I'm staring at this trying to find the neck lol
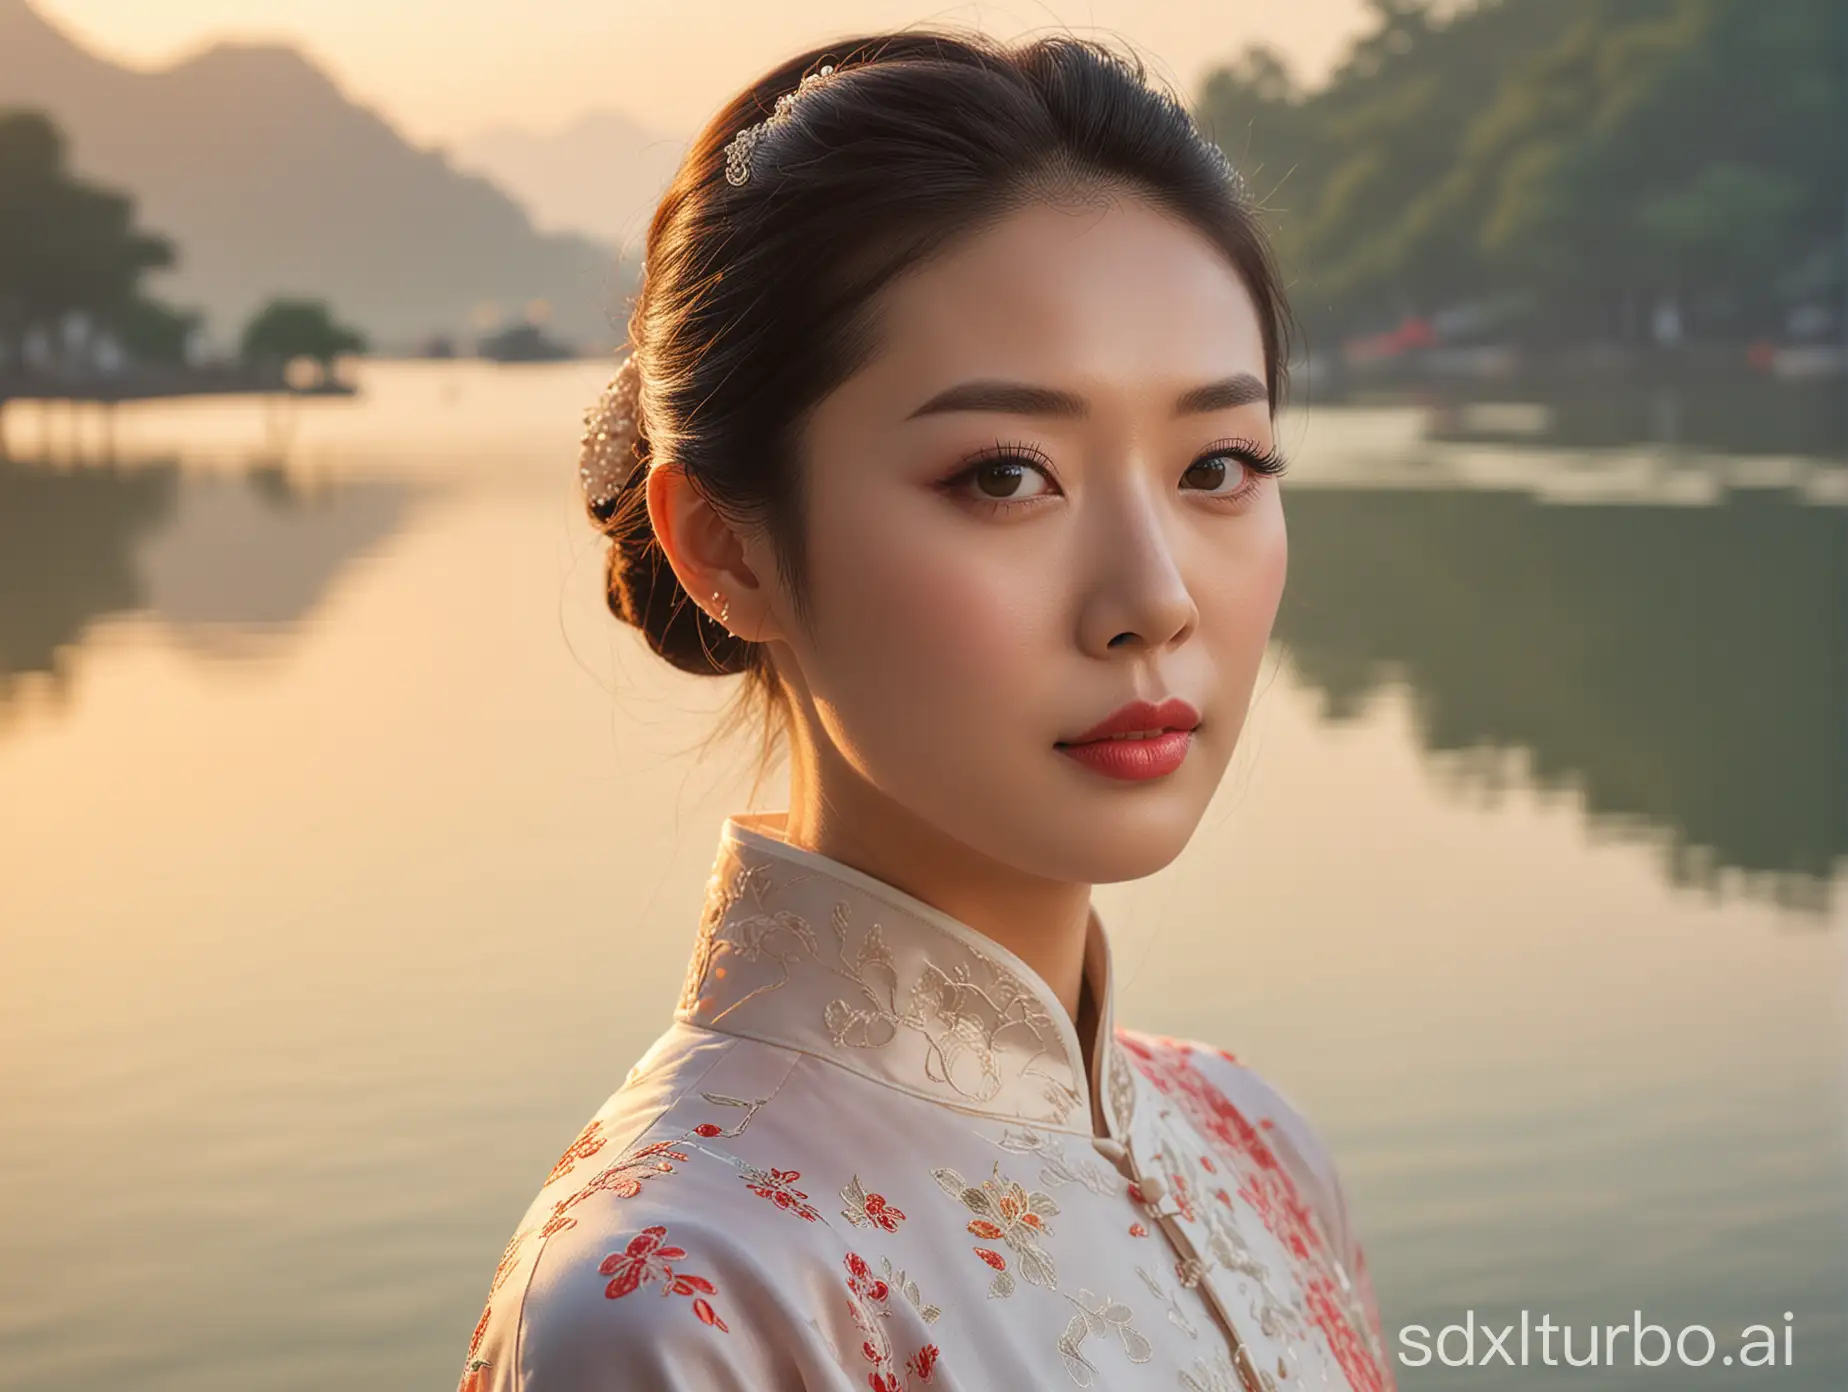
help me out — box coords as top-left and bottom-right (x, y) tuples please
(783, 743), (1095, 1027)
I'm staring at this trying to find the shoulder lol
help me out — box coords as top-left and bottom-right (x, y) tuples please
(463, 1029), (902, 1392)
(510, 1208), (831, 1392)
(1114, 1029), (1357, 1262)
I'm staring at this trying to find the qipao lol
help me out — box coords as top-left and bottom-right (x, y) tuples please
(460, 812), (1393, 1391)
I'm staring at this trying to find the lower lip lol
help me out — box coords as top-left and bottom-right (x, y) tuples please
(1056, 730), (1194, 781)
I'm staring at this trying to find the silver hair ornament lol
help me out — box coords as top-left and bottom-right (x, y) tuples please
(579, 352), (643, 511)
(724, 63), (841, 187)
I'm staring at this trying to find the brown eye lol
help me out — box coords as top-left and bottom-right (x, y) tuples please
(974, 460), (1035, 498)
(948, 449), (1059, 507)
(1182, 458), (1232, 492)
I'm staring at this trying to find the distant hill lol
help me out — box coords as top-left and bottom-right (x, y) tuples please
(454, 108), (690, 248)
(0, 0), (633, 351)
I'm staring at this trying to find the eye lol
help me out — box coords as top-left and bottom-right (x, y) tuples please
(1184, 438), (1289, 504)
(941, 442), (1061, 514)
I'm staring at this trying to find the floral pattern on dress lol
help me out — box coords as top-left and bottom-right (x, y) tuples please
(842, 1173), (908, 1231)
(741, 1164), (823, 1221)
(1119, 1033), (1388, 1392)
(988, 1126), (1118, 1196)
(599, 1225), (729, 1332)
(546, 1119), (607, 1184)
(683, 841), (1085, 1124)
(845, 1251), (941, 1388)
(1057, 1287), (1154, 1387)
(931, 1162), (1059, 1299)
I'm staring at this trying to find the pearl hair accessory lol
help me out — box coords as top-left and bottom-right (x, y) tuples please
(579, 351), (643, 512)
(724, 63), (841, 187)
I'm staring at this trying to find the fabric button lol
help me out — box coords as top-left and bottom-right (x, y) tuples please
(1137, 1173), (1167, 1204)
(1091, 1137), (1128, 1166)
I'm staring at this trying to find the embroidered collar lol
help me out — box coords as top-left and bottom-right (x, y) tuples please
(676, 811), (1122, 1134)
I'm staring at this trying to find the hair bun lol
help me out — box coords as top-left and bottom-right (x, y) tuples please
(606, 534), (753, 677)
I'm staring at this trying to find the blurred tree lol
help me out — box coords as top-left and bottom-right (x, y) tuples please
(1193, 0), (1846, 346)
(112, 298), (201, 367)
(239, 297), (367, 379)
(0, 109), (182, 372)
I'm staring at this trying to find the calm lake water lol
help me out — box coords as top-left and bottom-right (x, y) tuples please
(1, 360), (1844, 1390)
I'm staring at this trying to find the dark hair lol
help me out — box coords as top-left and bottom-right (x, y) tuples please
(591, 27), (1292, 780)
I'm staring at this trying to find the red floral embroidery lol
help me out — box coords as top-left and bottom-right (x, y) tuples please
(973, 1247), (1007, 1271)
(842, 1174), (908, 1232)
(844, 1253), (938, 1389)
(933, 1163), (1058, 1300)
(1168, 1167), (1198, 1223)
(1119, 1031), (1388, 1392)
(600, 1225), (687, 1297)
(742, 1165), (822, 1221)
(908, 1344), (940, 1380)
(864, 1193), (905, 1229)
(1306, 1274), (1380, 1391)
(489, 1231), (525, 1295)
(565, 1139), (691, 1209)
(1127, 1222), (1149, 1238)
(846, 1251), (891, 1303)
(694, 1123), (724, 1137)
(598, 1225), (729, 1332)
(546, 1119), (607, 1184)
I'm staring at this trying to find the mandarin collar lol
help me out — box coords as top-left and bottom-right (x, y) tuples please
(675, 811), (1123, 1135)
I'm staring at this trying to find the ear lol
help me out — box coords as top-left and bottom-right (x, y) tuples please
(643, 462), (784, 643)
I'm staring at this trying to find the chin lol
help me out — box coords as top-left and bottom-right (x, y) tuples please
(988, 770), (1215, 885)
(1058, 806), (1204, 884)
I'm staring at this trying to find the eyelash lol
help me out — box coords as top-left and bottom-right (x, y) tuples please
(941, 436), (1290, 516)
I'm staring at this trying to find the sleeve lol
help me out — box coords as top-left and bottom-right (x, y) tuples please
(480, 1214), (868, 1392)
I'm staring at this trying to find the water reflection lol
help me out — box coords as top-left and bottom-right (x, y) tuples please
(1326, 374), (1847, 459)
(0, 456), (416, 710)
(1278, 484), (1847, 910)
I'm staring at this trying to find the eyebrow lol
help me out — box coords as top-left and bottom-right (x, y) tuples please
(905, 372), (1268, 420)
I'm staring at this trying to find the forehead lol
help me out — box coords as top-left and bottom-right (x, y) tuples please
(856, 193), (1268, 405)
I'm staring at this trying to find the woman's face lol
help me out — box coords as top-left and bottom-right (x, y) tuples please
(752, 192), (1287, 885)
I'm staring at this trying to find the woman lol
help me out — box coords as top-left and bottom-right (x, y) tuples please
(462, 28), (1392, 1392)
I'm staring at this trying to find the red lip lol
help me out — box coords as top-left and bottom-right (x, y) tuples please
(1058, 697), (1201, 745)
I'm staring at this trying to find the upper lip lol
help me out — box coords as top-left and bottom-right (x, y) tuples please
(1059, 697), (1201, 744)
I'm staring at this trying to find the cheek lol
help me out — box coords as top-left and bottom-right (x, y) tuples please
(821, 517), (1043, 692)
(1196, 502), (1288, 682)
(800, 498), (1053, 749)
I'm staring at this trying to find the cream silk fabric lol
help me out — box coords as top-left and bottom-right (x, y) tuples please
(460, 812), (1393, 1392)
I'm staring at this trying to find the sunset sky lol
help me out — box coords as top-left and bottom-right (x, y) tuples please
(33, 0), (1375, 145)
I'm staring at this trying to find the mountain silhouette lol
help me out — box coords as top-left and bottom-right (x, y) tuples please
(454, 108), (690, 247)
(0, 0), (632, 349)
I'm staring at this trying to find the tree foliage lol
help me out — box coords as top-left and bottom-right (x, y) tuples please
(0, 109), (188, 368)
(239, 297), (367, 367)
(1194, 0), (1845, 343)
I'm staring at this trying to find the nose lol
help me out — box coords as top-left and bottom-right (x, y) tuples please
(1074, 479), (1198, 658)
